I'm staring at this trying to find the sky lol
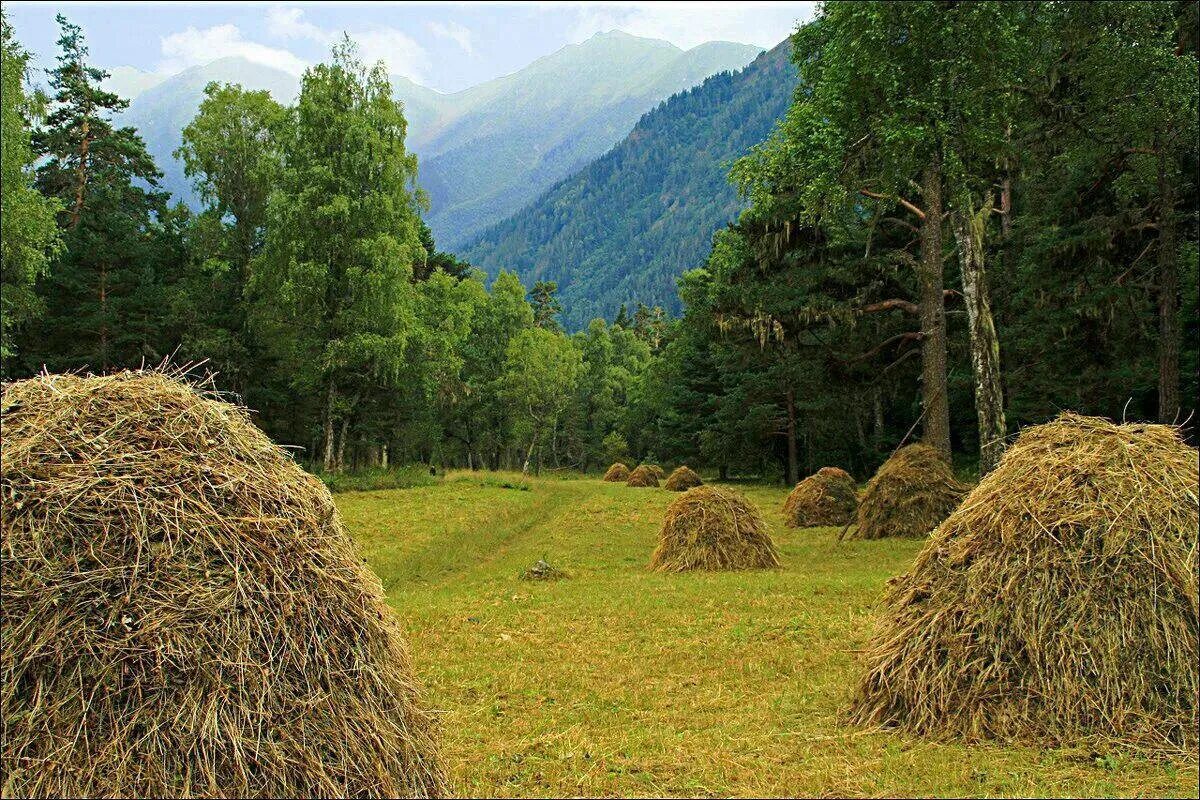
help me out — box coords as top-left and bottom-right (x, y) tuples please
(4, 1), (819, 93)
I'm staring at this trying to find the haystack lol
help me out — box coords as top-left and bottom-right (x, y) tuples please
(645, 464), (665, 480)
(849, 414), (1199, 749)
(782, 466), (857, 527)
(602, 462), (630, 482)
(650, 486), (780, 572)
(847, 443), (966, 539)
(664, 465), (704, 492)
(626, 464), (659, 487)
(0, 371), (446, 798)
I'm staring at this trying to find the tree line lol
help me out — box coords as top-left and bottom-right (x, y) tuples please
(2, 4), (1196, 482)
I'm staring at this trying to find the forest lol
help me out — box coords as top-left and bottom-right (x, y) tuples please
(2, 2), (1197, 484)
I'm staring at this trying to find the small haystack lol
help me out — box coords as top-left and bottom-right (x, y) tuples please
(849, 414), (1200, 749)
(847, 443), (966, 539)
(626, 464), (659, 487)
(645, 464), (665, 480)
(0, 371), (446, 798)
(602, 462), (631, 482)
(783, 466), (857, 527)
(650, 486), (780, 572)
(664, 465), (704, 492)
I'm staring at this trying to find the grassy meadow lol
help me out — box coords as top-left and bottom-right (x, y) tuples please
(337, 472), (1198, 798)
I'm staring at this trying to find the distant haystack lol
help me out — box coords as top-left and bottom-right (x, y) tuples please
(782, 466), (857, 527)
(626, 464), (659, 487)
(603, 462), (631, 482)
(0, 371), (446, 798)
(650, 486), (780, 572)
(849, 414), (1199, 750)
(664, 465), (704, 491)
(847, 444), (966, 539)
(645, 464), (665, 480)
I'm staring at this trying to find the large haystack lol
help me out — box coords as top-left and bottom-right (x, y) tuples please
(650, 486), (780, 572)
(782, 466), (857, 527)
(0, 371), (446, 798)
(626, 464), (659, 487)
(645, 464), (665, 480)
(849, 414), (1199, 749)
(847, 443), (966, 539)
(664, 465), (704, 492)
(603, 462), (630, 482)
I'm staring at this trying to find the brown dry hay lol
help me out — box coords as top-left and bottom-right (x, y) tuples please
(847, 443), (967, 540)
(782, 467), (857, 527)
(664, 466), (704, 492)
(626, 465), (659, 487)
(848, 413), (1200, 752)
(650, 486), (780, 572)
(645, 464), (665, 480)
(0, 371), (446, 798)
(602, 462), (630, 482)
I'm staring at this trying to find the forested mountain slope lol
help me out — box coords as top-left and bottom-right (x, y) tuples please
(462, 40), (797, 329)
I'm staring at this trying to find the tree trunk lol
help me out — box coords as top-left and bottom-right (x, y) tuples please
(336, 417), (349, 472)
(381, 443), (389, 470)
(784, 388), (798, 485)
(69, 118), (90, 229)
(918, 156), (952, 460)
(952, 191), (1007, 475)
(1157, 158), (1180, 423)
(522, 426), (538, 475)
(872, 385), (884, 452)
(98, 263), (109, 370)
(322, 380), (337, 473)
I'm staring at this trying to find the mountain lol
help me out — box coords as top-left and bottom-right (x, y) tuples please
(121, 58), (301, 208)
(115, 32), (760, 246)
(103, 66), (166, 100)
(462, 40), (798, 330)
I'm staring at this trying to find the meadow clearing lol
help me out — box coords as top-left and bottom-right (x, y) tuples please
(338, 472), (1199, 798)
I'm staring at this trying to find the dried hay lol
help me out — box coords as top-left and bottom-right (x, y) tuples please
(0, 371), (446, 797)
(626, 465), (659, 487)
(782, 467), (857, 527)
(650, 486), (780, 572)
(847, 443), (966, 539)
(602, 462), (630, 482)
(645, 464), (665, 480)
(664, 466), (704, 492)
(848, 413), (1200, 751)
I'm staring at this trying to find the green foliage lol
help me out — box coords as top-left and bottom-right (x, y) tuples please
(317, 464), (440, 493)
(0, 12), (61, 363)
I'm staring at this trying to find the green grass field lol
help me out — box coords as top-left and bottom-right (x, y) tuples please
(336, 472), (1198, 798)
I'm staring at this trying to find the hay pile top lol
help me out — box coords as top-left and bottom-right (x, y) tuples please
(848, 443), (966, 539)
(645, 464), (665, 480)
(849, 413), (1200, 750)
(650, 486), (780, 572)
(664, 465), (704, 492)
(602, 462), (630, 482)
(1, 371), (445, 797)
(782, 467), (857, 527)
(626, 464), (660, 487)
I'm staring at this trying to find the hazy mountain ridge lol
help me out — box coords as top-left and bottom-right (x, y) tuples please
(463, 41), (798, 330)
(114, 32), (760, 246)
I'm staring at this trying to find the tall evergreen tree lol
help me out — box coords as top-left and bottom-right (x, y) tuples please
(22, 14), (173, 372)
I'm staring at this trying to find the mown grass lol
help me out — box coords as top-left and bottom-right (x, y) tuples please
(336, 471), (1198, 798)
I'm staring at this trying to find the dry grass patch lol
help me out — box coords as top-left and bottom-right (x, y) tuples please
(602, 462), (630, 482)
(626, 465), (659, 487)
(650, 486), (780, 572)
(663, 465), (703, 492)
(848, 443), (967, 539)
(849, 413), (1199, 752)
(783, 466), (857, 527)
(0, 371), (444, 798)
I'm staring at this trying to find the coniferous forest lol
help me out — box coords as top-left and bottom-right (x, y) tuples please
(2, 3), (1196, 485)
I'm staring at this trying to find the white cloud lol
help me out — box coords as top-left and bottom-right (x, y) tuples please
(567, 1), (819, 50)
(263, 6), (430, 82)
(427, 21), (474, 56)
(157, 24), (308, 75)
